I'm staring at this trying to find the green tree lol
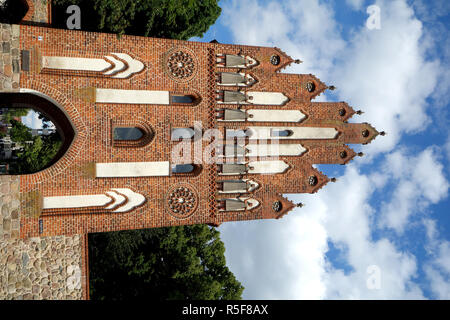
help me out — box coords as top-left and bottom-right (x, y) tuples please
(89, 225), (244, 300)
(1, 108), (30, 123)
(52, 0), (221, 39)
(9, 132), (62, 174)
(5, 117), (62, 175)
(9, 119), (32, 142)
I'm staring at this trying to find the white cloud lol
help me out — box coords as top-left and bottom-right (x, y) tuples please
(435, 242), (450, 274)
(21, 110), (42, 129)
(420, 219), (450, 299)
(220, 210), (328, 299)
(333, 0), (441, 154)
(316, 166), (424, 299)
(222, 0), (345, 76)
(346, 0), (365, 11)
(380, 147), (449, 233)
(424, 265), (450, 299)
(445, 136), (450, 165)
(221, 164), (426, 299)
(424, 241), (450, 299)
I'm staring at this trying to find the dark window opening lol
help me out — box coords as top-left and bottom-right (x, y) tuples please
(171, 164), (195, 174)
(270, 55), (280, 66)
(171, 95), (195, 104)
(306, 82), (316, 93)
(272, 201), (282, 212)
(171, 128), (195, 141)
(113, 127), (144, 141)
(271, 129), (293, 137)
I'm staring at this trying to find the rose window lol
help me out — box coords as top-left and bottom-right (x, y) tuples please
(166, 185), (198, 218)
(167, 51), (195, 79)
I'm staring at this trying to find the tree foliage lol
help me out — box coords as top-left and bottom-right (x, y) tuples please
(1, 108), (30, 123)
(89, 225), (244, 300)
(9, 119), (32, 142)
(5, 115), (62, 175)
(11, 132), (62, 174)
(52, 0), (221, 39)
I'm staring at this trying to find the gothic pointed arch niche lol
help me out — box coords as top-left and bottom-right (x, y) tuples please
(0, 91), (76, 174)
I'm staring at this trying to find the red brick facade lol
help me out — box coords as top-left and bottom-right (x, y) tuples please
(8, 24), (380, 239)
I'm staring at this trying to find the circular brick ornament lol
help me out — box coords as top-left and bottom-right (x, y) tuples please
(308, 175), (318, 186)
(305, 81), (316, 92)
(270, 54), (280, 66)
(165, 48), (197, 82)
(166, 183), (199, 219)
(272, 200), (282, 212)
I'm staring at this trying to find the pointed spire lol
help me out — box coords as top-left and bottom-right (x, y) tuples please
(356, 110), (364, 115)
(328, 85), (336, 91)
(294, 59), (302, 64)
(357, 152), (364, 157)
(330, 178), (337, 182)
(380, 131), (386, 136)
(296, 202), (304, 208)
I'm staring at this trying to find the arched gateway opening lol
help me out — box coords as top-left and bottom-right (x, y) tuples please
(0, 92), (76, 175)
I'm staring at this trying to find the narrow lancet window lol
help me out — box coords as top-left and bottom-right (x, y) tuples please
(171, 128), (195, 141)
(271, 129), (293, 137)
(171, 95), (195, 104)
(113, 127), (144, 141)
(171, 164), (195, 174)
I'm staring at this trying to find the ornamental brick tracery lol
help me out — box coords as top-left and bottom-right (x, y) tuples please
(165, 48), (197, 81)
(166, 184), (199, 219)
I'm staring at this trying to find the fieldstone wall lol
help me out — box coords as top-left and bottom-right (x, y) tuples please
(0, 234), (85, 300)
(0, 24), (20, 92)
(28, 0), (50, 24)
(0, 176), (20, 239)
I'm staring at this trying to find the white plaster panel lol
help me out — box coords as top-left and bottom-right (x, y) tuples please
(111, 188), (146, 213)
(43, 194), (111, 209)
(247, 92), (289, 105)
(42, 57), (111, 72)
(245, 143), (306, 157)
(248, 160), (289, 174)
(104, 191), (126, 210)
(111, 53), (145, 78)
(95, 161), (170, 177)
(247, 127), (338, 140)
(95, 89), (170, 104)
(103, 56), (126, 75)
(247, 110), (306, 122)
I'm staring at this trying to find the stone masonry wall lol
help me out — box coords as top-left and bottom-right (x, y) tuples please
(0, 176), (20, 239)
(0, 24), (20, 91)
(0, 234), (87, 300)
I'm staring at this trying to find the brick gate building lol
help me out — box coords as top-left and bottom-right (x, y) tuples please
(0, 0), (381, 299)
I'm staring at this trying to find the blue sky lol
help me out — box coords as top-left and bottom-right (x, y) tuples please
(194, 0), (450, 299)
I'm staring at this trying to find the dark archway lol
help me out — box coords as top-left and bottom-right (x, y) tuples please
(0, 0), (29, 24)
(0, 92), (76, 174)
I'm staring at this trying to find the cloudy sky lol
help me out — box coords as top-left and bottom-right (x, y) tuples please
(193, 0), (450, 299)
